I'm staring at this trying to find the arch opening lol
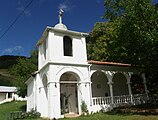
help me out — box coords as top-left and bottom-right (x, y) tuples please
(63, 36), (73, 56)
(113, 73), (128, 96)
(91, 71), (110, 97)
(60, 72), (79, 114)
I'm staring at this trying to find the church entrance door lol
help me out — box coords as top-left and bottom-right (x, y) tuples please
(60, 72), (79, 115)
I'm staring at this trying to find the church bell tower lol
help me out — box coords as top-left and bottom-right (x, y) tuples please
(37, 9), (88, 70)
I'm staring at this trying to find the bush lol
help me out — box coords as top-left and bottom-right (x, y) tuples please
(81, 100), (88, 115)
(22, 109), (41, 119)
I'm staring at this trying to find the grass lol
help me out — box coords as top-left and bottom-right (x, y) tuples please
(0, 101), (158, 120)
(60, 112), (158, 120)
(0, 101), (47, 120)
(0, 101), (26, 120)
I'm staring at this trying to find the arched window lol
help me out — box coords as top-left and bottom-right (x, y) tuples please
(63, 36), (73, 56)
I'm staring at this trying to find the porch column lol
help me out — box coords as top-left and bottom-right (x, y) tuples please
(124, 72), (133, 103)
(106, 71), (114, 104)
(6, 93), (8, 99)
(142, 74), (149, 99)
(108, 81), (114, 104)
(124, 72), (132, 96)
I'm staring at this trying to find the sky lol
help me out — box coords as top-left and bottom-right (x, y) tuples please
(0, 0), (158, 57)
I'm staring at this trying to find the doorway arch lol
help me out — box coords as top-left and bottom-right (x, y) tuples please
(60, 72), (79, 114)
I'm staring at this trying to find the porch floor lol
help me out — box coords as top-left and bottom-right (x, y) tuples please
(64, 113), (80, 118)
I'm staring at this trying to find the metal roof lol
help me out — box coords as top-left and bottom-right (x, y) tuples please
(88, 60), (131, 67)
(0, 86), (17, 93)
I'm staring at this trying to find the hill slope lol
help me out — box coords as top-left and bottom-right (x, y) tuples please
(0, 55), (26, 86)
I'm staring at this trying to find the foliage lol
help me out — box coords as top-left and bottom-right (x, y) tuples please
(87, 0), (158, 95)
(81, 100), (88, 115)
(87, 22), (117, 61)
(103, 0), (158, 95)
(0, 74), (16, 86)
(22, 109), (41, 119)
(107, 102), (158, 115)
(103, 0), (158, 64)
(9, 49), (38, 97)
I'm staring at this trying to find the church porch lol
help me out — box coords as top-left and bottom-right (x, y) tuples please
(89, 68), (148, 113)
(91, 93), (148, 113)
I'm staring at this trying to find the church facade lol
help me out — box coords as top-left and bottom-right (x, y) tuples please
(26, 10), (148, 119)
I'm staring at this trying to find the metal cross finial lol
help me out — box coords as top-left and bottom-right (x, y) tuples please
(59, 9), (64, 24)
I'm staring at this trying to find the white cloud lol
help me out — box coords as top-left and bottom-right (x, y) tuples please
(16, 1), (31, 16)
(58, 1), (72, 12)
(2, 46), (24, 54)
(2, 48), (13, 54)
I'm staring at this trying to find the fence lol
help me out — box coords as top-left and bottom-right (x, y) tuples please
(9, 111), (24, 120)
(0, 111), (25, 120)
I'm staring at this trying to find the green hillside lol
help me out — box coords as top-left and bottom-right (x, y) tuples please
(0, 69), (16, 86)
(0, 55), (26, 69)
(0, 55), (26, 86)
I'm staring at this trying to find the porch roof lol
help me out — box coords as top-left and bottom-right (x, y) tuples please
(88, 60), (131, 67)
(0, 86), (17, 93)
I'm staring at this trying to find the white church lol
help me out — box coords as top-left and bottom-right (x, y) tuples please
(26, 9), (148, 119)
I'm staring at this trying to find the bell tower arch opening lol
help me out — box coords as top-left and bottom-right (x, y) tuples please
(63, 36), (73, 56)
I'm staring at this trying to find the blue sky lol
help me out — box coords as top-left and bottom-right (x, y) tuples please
(0, 0), (158, 57)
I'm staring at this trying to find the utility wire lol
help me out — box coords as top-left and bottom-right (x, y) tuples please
(0, 0), (34, 40)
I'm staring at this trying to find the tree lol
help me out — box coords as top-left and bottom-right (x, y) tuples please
(87, 22), (112, 61)
(87, 0), (158, 95)
(9, 49), (38, 97)
(103, 0), (158, 65)
(104, 0), (158, 95)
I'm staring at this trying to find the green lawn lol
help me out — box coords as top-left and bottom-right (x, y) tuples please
(0, 101), (158, 120)
(60, 113), (158, 120)
(0, 101), (47, 120)
(0, 101), (26, 120)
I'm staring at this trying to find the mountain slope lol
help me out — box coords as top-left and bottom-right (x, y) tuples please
(0, 55), (26, 86)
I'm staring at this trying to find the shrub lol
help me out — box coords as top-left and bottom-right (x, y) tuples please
(81, 100), (88, 115)
(22, 109), (41, 119)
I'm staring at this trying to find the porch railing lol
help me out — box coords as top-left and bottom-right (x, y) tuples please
(92, 94), (147, 106)
(113, 95), (132, 104)
(92, 96), (112, 106)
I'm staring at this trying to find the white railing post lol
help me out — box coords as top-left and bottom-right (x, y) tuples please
(105, 71), (115, 105)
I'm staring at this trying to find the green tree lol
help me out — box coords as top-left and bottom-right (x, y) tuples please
(9, 49), (38, 97)
(104, 0), (158, 95)
(87, 0), (158, 95)
(103, 0), (158, 64)
(87, 21), (118, 61)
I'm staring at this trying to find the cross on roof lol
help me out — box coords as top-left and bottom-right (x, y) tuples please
(59, 9), (64, 24)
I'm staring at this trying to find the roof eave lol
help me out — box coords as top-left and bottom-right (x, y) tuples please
(36, 26), (89, 46)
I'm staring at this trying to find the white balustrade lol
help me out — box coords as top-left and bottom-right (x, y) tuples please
(92, 94), (147, 106)
(92, 96), (112, 106)
(114, 95), (132, 104)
